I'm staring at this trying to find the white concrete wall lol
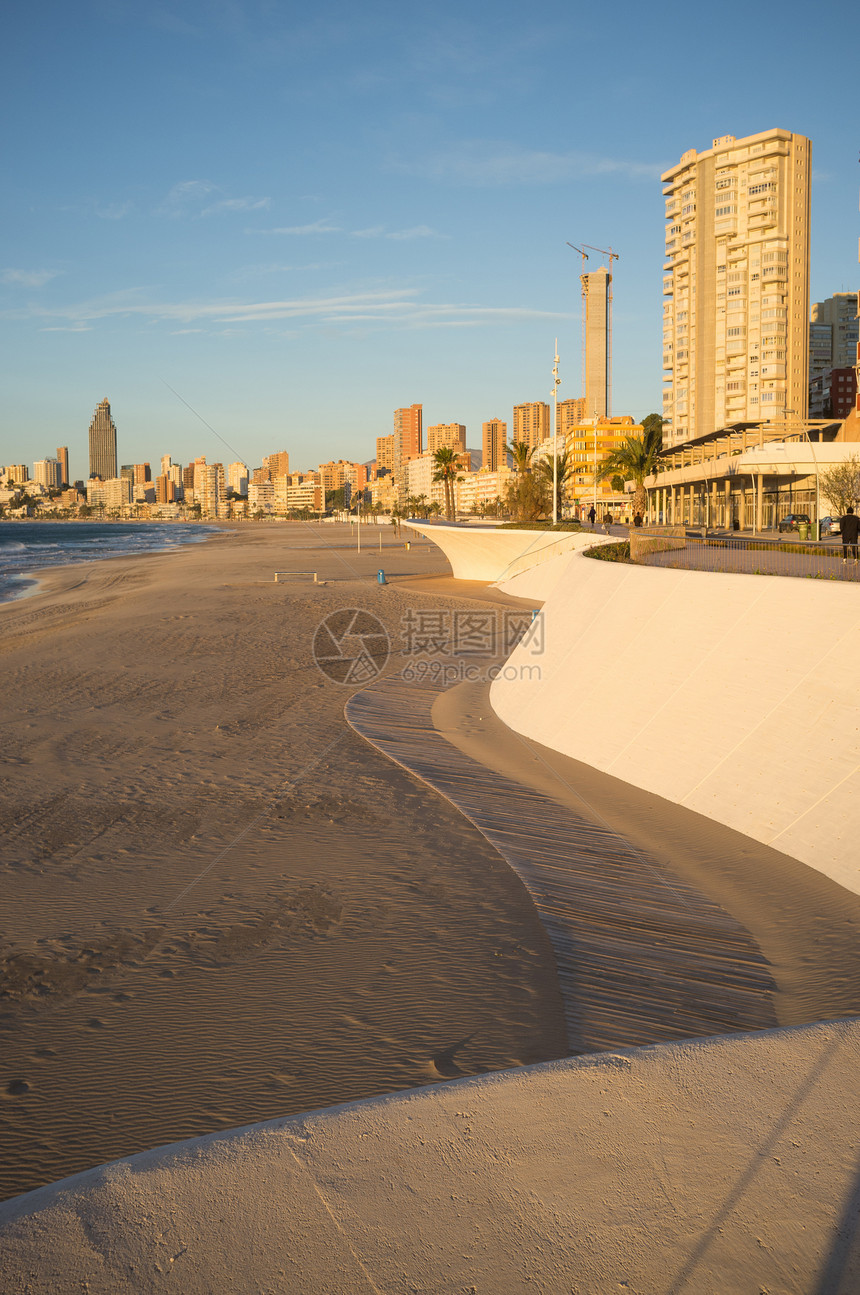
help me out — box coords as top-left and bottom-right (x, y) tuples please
(493, 553), (860, 894)
(403, 521), (599, 582)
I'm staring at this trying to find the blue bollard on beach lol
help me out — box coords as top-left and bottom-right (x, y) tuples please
(377, 569), (388, 585)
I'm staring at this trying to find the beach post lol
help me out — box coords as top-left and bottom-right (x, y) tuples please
(377, 569), (388, 585)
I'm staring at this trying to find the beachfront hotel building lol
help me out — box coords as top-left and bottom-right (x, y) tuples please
(512, 402), (550, 451)
(86, 476), (132, 509)
(228, 462), (249, 496)
(33, 458), (62, 488)
(565, 415), (643, 513)
(56, 446), (69, 486)
(263, 450), (290, 479)
(194, 462), (226, 516)
(88, 398), (118, 480)
(582, 268), (612, 418)
(426, 423), (466, 454)
(661, 129), (812, 448)
(455, 465), (514, 514)
(482, 419), (507, 472)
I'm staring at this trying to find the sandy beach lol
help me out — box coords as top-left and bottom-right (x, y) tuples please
(0, 522), (567, 1202)
(1, 521), (858, 1205)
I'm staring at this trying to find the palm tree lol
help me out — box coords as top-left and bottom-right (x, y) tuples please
(431, 447), (461, 521)
(536, 448), (575, 520)
(507, 441), (534, 474)
(596, 433), (662, 519)
(416, 493), (430, 519)
(427, 500), (442, 519)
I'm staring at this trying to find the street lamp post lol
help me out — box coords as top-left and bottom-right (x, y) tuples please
(592, 411), (599, 522)
(551, 340), (561, 525)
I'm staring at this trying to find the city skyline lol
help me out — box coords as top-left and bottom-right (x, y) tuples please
(1, 2), (858, 473)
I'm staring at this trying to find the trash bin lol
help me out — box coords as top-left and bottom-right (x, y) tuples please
(798, 523), (809, 540)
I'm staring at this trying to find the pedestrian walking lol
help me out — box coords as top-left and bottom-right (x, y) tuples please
(633, 512), (643, 528)
(840, 507), (860, 563)
(588, 505), (596, 528)
(603, 510), (613, 533)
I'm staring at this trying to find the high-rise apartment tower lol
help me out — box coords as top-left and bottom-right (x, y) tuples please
(661, 129), (811, 447)
(393, 404), (422, 497)
(88, 398), (118, 479)
(581, 267), (612, 418)
(426, 423), (466, 454)
(482, 419), (507, 472)
(556, 399), (587, 440)
(376, 434), (395, 474)
(56, 446), (69, 486)
(512, 402), (550, 450)
(809, 294), (859, 377)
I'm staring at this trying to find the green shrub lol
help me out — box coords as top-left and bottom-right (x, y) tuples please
(499, 520), (582, 532)
(584, 541), (631, 562)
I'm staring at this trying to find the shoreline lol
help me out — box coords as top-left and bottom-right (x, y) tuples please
(0, 519), (230, 609)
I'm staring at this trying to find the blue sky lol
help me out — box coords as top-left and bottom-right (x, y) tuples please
(1, 0), (858, 478)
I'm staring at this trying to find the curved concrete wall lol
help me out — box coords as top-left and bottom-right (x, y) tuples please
(493, 554), (860, 895)
(403, 521), (599, 582)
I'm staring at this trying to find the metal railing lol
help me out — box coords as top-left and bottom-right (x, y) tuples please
(634, 529), (860, 581)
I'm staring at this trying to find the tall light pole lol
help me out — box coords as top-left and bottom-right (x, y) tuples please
(593, 410), (599, 521)
(551, 339), (561, 525)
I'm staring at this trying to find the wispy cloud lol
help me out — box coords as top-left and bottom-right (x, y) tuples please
(202, 196), (271, 215)
(249, 219), (342, 235)
(387, 224), (445, 241)
(156, 181), (273, 218)
(390, 141), (665, 186)
(228, 261), (341, 281)
(351, 224), (447, 241)
(156, 179), (219, 216)
(95, 200), (133, 220)
(11, 285), (567, 332)
(2, 268), (63, 288)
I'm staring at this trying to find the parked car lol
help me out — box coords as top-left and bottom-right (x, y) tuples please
(818, 516), (842, 538)
(778, 513), (811, 534)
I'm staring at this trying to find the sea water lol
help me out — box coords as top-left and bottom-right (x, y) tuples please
(0, 520), (218, 604)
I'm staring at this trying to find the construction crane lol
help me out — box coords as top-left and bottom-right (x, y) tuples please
(566, 244), (589, 398)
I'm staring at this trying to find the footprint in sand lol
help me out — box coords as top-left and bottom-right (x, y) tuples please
(429, 1032), (478, 1079)
(6, 1079), (31, 1096)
